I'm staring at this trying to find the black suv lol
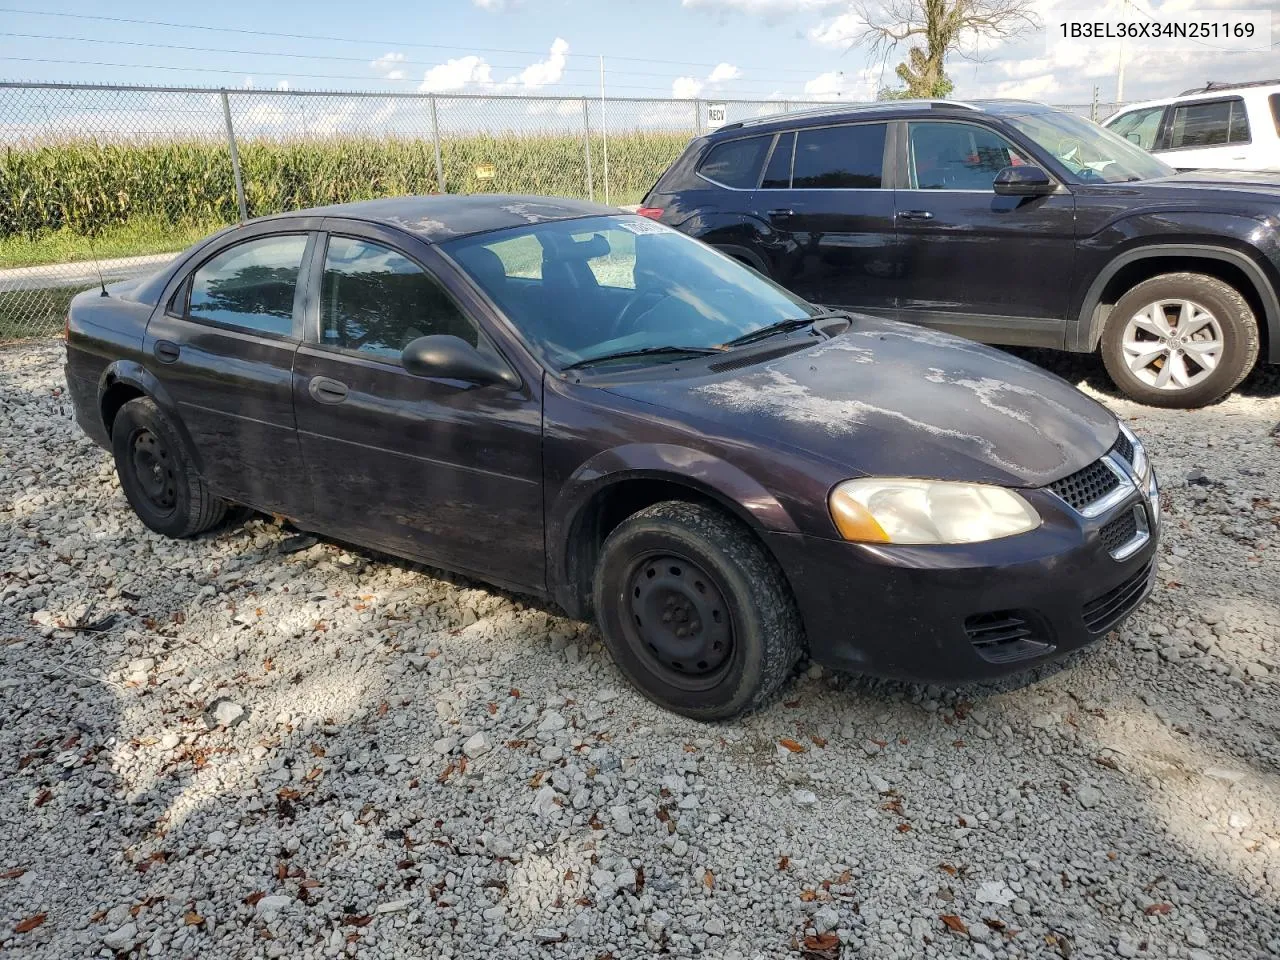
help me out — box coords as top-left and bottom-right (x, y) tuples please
(640, 100), (1280, 407)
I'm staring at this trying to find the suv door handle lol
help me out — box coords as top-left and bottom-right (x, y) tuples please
(896, 210), (934, 221)
(154, 340), (180, 363)
(767, 208), (795, 218)
(308, 376), (349, 404)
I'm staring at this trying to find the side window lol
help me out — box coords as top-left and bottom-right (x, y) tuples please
(760, 132), (795, 189)
(792, 123), (886, 189)
(697, 135), (771, 189)
(908, 122), (1028, 191)
(1167, 99), (1234, 149)
(1228, 99), (1250, 143)
(320, 236), (479, 358)
(1108, 107), (1164, 150)
(188, 234), (308, 336)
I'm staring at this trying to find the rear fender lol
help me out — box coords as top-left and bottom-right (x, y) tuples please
(98, 359), (204, 474)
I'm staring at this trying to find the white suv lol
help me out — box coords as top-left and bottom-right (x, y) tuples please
(1103, 80), (1280, 172)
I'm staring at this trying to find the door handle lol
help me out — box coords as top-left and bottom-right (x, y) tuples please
(154, 340), (180, 363)
(767, 208), (795, 218)
(308, 376), (348, 404)
(896, 210), (934, 221)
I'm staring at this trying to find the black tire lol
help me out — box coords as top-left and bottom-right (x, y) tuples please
(111, 397), (227, 538)
(1100, 272), (1259, 408)
(592, 501), (803, 720)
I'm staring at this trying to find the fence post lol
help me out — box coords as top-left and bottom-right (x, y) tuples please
(581, 97), (594, 202)
(220, 90), (248, 223)
(429, 95), (446, 194)
(694, 99), (702, 136)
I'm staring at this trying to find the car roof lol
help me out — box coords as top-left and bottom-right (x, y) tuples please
(708, 98), (1058, 138)
(1107, 80), (1280, 116)
(261, 194), (622, 243)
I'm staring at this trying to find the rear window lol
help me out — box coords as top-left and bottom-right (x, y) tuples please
(793, 123), (886, 189)
(697, 135), (771, 189)
(1167, 98), (1249, 148)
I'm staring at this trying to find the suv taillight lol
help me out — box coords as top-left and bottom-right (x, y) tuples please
(636, 207), (664, 220)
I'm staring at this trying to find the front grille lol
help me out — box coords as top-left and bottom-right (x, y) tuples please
(1099, 507), (1139, 554)
(1112, 430), (1134, 467)
(1082, 560), (1154, 634)
(964, 611), (1053, 664)
(1048, 459), (1121, 512)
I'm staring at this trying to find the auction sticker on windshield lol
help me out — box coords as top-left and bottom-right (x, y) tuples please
(1047, 8), (1270, 53)
(617, 216), (673, 235)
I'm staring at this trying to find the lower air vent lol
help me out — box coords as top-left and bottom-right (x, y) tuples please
(963, 611), (1053, 664)
(1082, 560), (1154, 634)
(708, 341), (811, 373)
(1099, 508), (1139, 554)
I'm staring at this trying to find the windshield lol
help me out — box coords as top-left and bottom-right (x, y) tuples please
(1006, 111), (1174, 183)
(442, 215), (820, 371)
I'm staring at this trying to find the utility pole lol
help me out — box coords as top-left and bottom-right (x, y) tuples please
(1115, 0), (1129, 103)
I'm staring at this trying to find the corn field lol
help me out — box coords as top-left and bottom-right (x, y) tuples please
(0, 131), (691, 240)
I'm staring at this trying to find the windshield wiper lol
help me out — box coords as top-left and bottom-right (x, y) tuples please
(722, 311), (850, 348)
(561, 345), (724, 371)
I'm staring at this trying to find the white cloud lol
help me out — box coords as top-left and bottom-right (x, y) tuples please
(808, 12), (863, 48)
(242, 76), (255, 89)
(707, 62), (743, 83)
(472, 0), (508, 8)
(276, 80), (290, 91)
(682, 0), (840, 14)
(509, 37), (569, 90)
(672, 61), (744, 98)
(419, 55), (495, 93)
(371, 52), (407, 81)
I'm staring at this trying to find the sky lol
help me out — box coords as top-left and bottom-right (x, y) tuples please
(0, 0), (1276, 107)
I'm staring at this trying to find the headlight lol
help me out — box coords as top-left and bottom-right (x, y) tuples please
(829, 478), (1041, 545)
(1118, 422), (1148, 481)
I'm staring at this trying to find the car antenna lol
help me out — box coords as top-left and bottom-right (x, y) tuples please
(86, 234), (108, 297)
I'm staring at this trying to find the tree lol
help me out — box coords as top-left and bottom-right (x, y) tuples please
(854, 0), (1038, 99)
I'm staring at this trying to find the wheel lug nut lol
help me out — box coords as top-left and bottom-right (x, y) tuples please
(676, 627), (686, 638)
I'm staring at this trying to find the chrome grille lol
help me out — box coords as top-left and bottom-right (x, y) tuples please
(1048, 459), (1122, 512)
(1099, 508), (1138, 554)
(1112, 430), (1134, 467)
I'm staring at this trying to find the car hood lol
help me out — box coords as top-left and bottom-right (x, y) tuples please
(602, 318), (1118, 488)
(1142, 168), (1280, 200)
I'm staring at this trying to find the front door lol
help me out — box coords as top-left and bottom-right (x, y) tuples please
(892, 119), (1077, 347)
(292, 225), (544, 592)
(756, 121), (899, 315)
(143, 228), (316, 516)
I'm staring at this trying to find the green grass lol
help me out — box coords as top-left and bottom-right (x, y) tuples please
(0, 218), (226, 269)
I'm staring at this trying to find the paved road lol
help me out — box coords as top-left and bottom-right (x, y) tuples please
(0, 252), (178, 293)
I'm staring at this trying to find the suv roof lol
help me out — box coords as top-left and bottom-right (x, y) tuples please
(1178, 78), (1280, 96)
(712, 98), (1056, 138)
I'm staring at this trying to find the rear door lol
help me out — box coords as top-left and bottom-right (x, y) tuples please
(144, 224), (318, 516)
(291, 220), (545, 591)
(1154, 97), (1252, 170)
(753, 121), (898, 314)
(892, 119), (1076, 346)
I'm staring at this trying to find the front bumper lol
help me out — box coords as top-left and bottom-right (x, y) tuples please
(766, 471), (1160, 683)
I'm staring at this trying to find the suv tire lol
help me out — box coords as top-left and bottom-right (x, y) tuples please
(111, 397), (228, 538)
(592, 501), (803, 720)
(1101, 272), (1258, 408)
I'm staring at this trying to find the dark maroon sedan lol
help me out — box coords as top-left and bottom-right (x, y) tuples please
(64, 195), (1159, 719)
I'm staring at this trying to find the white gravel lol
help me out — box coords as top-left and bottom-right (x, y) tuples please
(3, 339), (1280, 959)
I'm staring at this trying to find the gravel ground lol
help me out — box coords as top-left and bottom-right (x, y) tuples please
(2, 339), (1280, 960)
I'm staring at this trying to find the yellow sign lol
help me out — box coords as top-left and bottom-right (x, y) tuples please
(474, 164), (496, 181)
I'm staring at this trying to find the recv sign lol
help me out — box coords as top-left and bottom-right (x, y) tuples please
(706, 103), (726, 129)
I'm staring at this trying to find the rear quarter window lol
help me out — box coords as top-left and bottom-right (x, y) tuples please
(1271, 94), (1280, 137)
(696, 135), (771, 189)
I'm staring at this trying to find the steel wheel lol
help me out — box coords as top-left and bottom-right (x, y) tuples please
(1121, 298), (1224, 391)
(129, 428), (177, 514)
(621, 552), (734, 691)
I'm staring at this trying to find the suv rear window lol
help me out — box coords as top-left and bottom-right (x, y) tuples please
(1167, 98), (1249, 148)
(793, 123), (886, 189)
(697, 136), (771, 189)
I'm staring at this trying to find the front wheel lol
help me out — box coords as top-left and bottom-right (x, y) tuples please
(1100, 272), (1259, 408)
(592, 501), (803, 720)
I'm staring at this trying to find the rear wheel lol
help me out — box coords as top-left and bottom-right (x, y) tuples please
(111, 397), (227, 538)
(592, 501), (803, 720)
(1100, 272), (1258, 408)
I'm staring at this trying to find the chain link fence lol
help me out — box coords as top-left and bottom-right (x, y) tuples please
(1, 82), (1125, 341)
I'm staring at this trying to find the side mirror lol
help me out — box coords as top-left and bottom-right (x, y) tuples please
(1125, 132), (1142, 145)
(993, 165), (1055, 197)
(401, 335), (517, 387)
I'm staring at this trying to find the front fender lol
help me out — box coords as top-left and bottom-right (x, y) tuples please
(99, 359), (204, 474)
(547, 442), (800, 615)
